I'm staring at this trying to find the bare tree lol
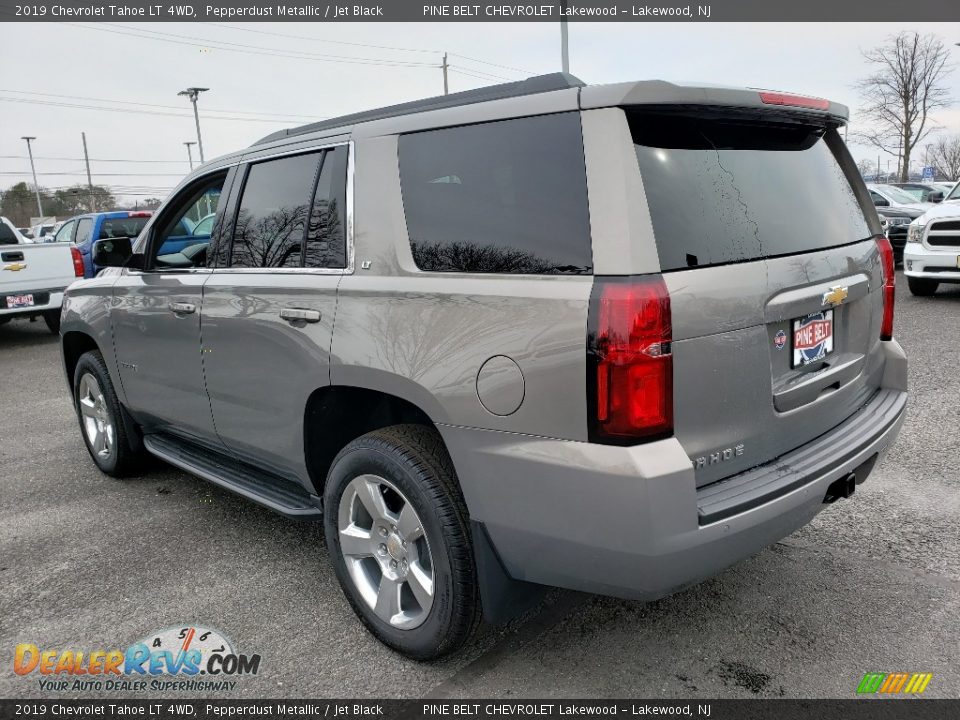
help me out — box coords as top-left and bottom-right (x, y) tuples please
(928, 134), (960, 180)
(856, 158), (874, 178)
(855, 32), (953, 182)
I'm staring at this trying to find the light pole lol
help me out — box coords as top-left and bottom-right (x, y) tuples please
(560, 0), (570, 73)
(184, 141), (196, 171)
(178, 87), (209, 163)
(21, 136), (44, 218)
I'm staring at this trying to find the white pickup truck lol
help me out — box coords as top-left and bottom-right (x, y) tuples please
(1, 216), (82, 334)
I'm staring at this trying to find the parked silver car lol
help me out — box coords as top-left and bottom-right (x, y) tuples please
(61, 74), (907, 659)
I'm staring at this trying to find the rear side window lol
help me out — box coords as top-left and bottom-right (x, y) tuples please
(0, 222), (17, 245)
(75, 218), (94, 248)
(99, 216), (150, 239)
(399, 113), (592, 274)
(629, 110), (872, 271)
(305, 146), (349, 269)
(230, 152), (321, 269)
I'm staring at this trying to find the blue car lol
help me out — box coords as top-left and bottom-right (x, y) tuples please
(52, 211), (154, 278)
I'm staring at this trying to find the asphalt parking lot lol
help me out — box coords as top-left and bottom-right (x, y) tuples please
(1, 272), (958, 700)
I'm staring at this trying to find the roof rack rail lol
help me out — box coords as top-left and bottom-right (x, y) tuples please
(252, 72), (585, 146)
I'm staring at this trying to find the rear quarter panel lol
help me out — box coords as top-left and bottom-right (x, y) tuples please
(332, 134), (592, 441)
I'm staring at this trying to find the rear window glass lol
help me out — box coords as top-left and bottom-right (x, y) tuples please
(629, 111), (872, 271)
(99, 217), (150, 239)
(0, 223), (17, 245)
(399, 113), (592, 274)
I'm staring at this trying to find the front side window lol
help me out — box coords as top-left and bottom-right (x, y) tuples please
(152, 174), (226, 269)
(398, 113), (592, 274)
(229, 153), (321, 269)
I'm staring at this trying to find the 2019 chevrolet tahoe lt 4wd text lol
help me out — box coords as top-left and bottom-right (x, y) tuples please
(61, 74), (908, 659)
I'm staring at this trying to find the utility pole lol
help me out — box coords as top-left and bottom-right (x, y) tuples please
(560, 1), (570, 74)
(441, 53), (449, 95)
(21, 136), (44, 218)
(81, 132), (96, 212)
(178, 87), (209, 163)
(184, 141), (196, 171)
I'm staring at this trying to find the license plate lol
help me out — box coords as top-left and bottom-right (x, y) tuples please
(6, 293), (34, 309)
(792, 309), (834, 367)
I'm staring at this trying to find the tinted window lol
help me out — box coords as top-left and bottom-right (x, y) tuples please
(305, 146), (349, 269)
(75, 218), (94, 247)
(399, 113), (592, 274)
(153, 174), (226, 269)
(629, 111), (872, 271)
(0, 222), (17, 245)
(230, 153), (321, 269)
(100, 216), (150, 239)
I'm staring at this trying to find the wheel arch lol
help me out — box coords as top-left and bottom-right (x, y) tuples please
(303, 385), (438, 497)
(61, 330), (101, 387)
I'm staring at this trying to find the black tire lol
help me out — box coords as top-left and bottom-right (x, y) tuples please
(43, 310), (61, 334)
(907, 277), (939, 296)
(323, 424), (480, 659)
(73, 350), (143, 477)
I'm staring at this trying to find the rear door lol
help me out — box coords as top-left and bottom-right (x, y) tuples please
(201, 145), (348, 485)
(627, 108), (883, 486)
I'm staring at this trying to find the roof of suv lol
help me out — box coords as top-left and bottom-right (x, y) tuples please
(254, 73), (585, 146)
(251, 74), (849, 151)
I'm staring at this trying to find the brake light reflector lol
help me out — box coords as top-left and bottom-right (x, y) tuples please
(758, 91), (830, 111)
(876, 235), (895, 340)
(70, 246), (85, 278)
(127, 211), (152, 218)
(588, 276), (673, 444)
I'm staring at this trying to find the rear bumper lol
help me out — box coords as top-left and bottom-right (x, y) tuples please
(442, 341), (907, 600)
(0, 288), (65, 317)
(903, 242), (960, 282)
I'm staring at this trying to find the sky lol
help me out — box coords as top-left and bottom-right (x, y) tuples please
(2, 21), (959, 207)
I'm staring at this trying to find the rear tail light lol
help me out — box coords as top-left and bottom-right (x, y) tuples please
(758, 91), (830, 111)
(876, 235), (895, 340)
(587, 276), (673, 444)
(70, 246), (85, 278)
(127, 211), (152, 218)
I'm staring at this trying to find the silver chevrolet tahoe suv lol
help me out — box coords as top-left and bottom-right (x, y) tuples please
(61, 74), (908, 659)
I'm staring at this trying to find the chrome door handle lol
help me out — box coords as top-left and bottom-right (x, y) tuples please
(280, 308), (321, 323)
(169, 302), (196, 315)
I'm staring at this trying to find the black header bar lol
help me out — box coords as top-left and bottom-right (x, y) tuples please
(1, 0), (959, 22)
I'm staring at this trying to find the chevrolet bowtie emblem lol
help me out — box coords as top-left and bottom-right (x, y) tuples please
(822, 286), (849, 306)
(3, 262), (27, 272)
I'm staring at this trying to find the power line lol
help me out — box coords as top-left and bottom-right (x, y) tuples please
(448, 67), (513, 83)
(0, 96), (314, 123)
(0, 171), (187, 177)
(0, 89), (324, 120)
(448, 52), (533, 75)
(66, 22), (441, 68)
(0, 155), (189, 164)
(212, 22), (438, 55)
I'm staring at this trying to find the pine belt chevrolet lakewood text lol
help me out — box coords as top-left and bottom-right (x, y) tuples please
(60, 74), (908, 659)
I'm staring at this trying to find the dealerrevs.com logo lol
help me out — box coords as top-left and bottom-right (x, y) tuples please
(14, 625), (261, 693)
